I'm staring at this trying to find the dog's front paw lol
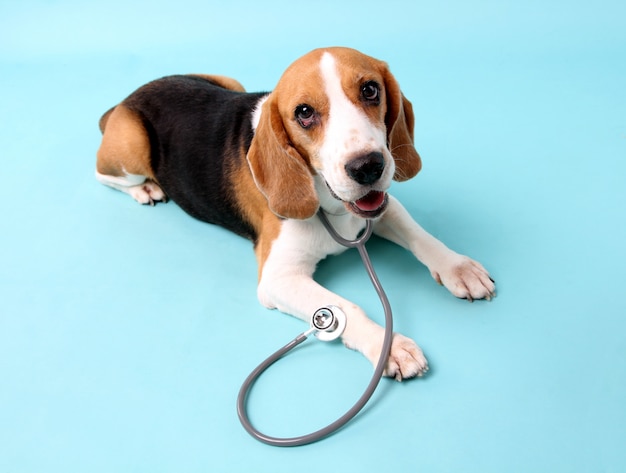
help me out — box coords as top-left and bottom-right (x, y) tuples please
(385, 333), (429, 381)
(364, 333), (429, 381)
(431, 254), (496, 301)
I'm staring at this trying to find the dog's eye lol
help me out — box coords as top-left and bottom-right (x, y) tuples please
(361, 81), (380, 104)
(295, 104), (317, 129)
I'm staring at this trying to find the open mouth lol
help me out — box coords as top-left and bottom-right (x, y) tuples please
(324, 181), (389, 218)
(346, 190), (388, 218)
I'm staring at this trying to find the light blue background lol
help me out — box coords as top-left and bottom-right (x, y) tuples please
(1, 1), (625, 471)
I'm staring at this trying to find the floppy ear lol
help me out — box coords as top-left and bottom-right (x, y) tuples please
(382, 67), (422, 181)
(247, 96), (319, 219)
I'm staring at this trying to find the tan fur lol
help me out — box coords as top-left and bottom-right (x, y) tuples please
(227, 144), (283, 277)
(247, 95), (320, 220)
(188, 74), (246, 93)
(379, 69), (422, 181)
(265, 50), (330, 164)
(96, 104), (154, 180)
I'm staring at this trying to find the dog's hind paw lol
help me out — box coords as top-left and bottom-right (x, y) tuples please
(129, 181), (168, 206)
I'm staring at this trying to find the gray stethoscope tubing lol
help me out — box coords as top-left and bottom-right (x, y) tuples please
(236, 210), (394, 447)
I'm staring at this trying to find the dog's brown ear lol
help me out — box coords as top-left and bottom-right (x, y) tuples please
(247, 96), (319, 219)
(381, 66), (422, 181)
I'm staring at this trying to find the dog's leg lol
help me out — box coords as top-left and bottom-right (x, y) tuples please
(374, 196), (496, 301)
(96, 104), (167, 206)
(257, 221), (429, 380)
(95, 171), (166, 206)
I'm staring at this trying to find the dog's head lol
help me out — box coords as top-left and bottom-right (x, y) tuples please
(247, 47), (421, 220)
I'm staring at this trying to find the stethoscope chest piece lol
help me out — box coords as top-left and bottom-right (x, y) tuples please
(311, 305), (347, 342)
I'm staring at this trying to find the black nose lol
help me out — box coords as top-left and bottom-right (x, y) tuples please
(345, 152), (385, 185)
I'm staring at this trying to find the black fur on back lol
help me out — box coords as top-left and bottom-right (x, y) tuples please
(123, 75), (268, 241)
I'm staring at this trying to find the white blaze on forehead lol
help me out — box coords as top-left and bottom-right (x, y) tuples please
(316, 52), (390, 200)
(318, 52), (385, 160)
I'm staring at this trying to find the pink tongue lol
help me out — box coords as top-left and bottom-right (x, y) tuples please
(355, 191), (385, 211)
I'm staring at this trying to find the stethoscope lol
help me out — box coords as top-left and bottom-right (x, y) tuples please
(236, 209), (395, 447)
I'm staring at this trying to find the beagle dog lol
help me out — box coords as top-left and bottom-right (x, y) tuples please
(96, 47), (495, 380)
